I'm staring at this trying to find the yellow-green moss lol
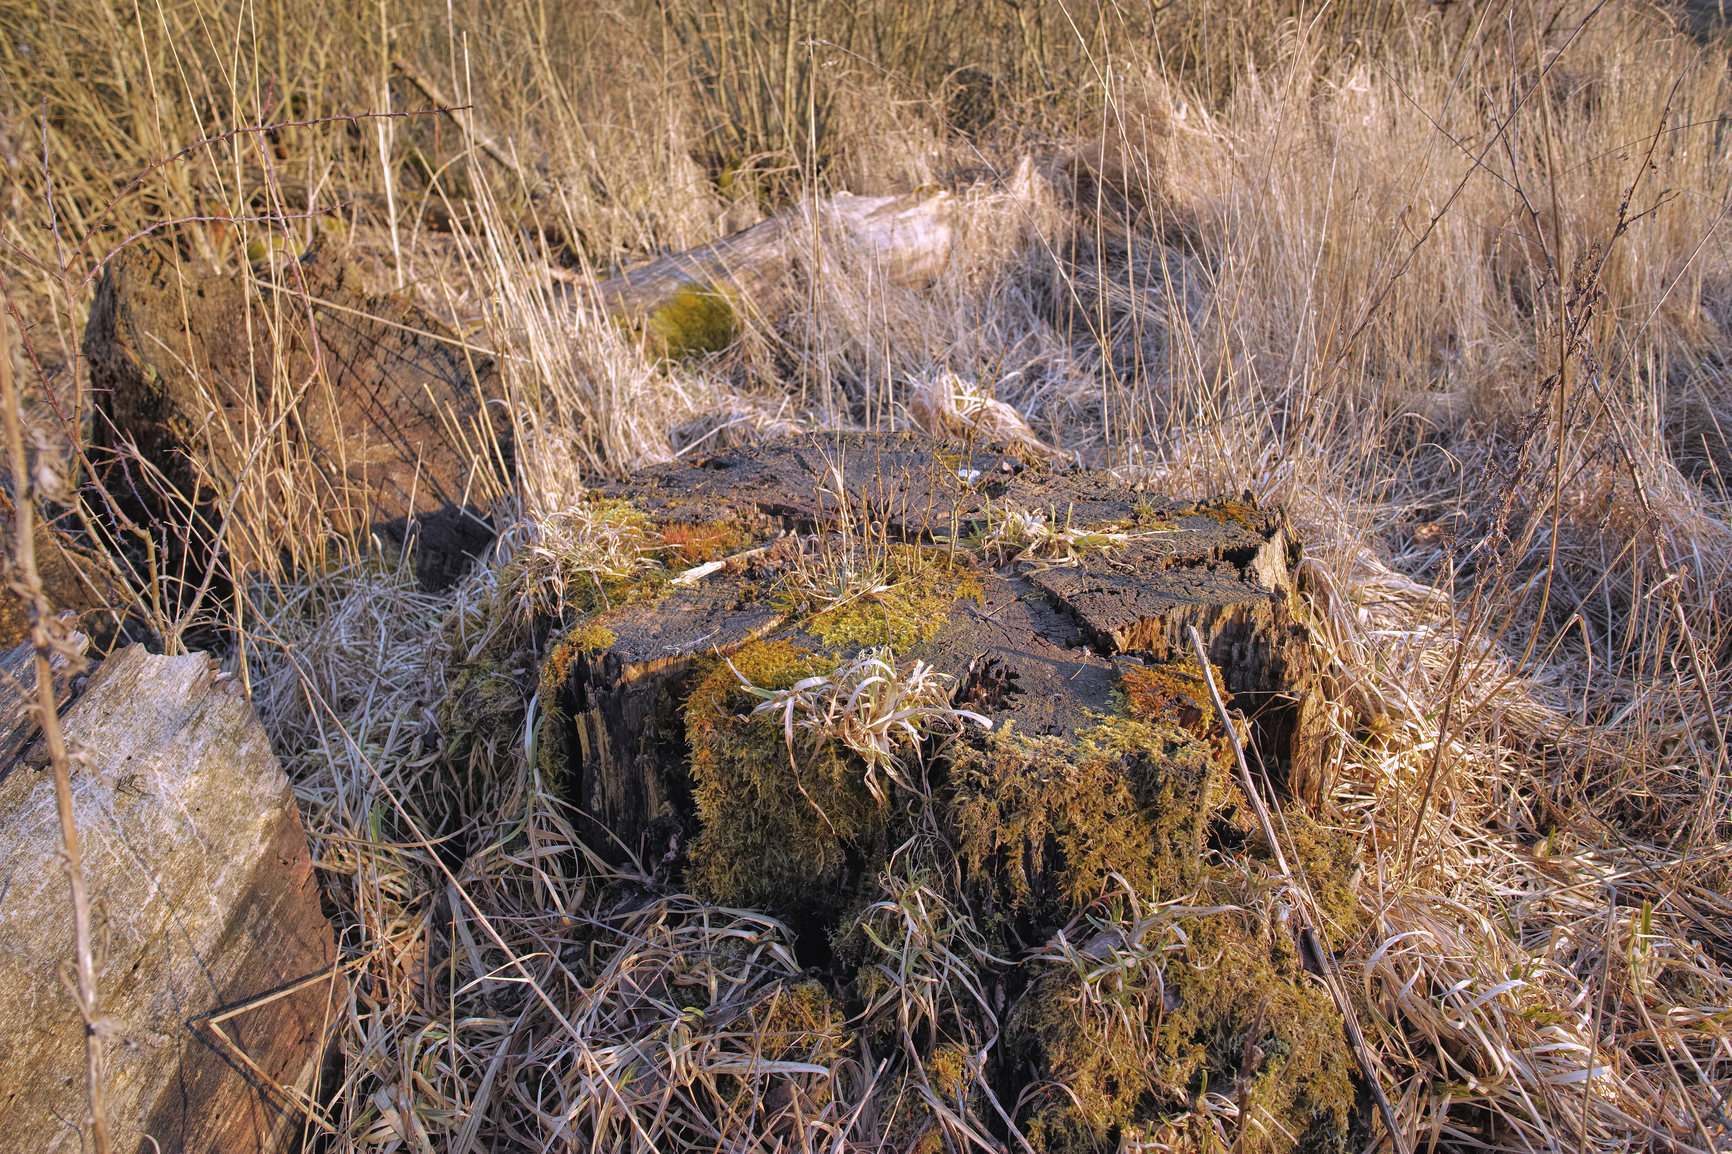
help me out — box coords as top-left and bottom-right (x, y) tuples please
(685, 641), (888, 911)
(873, 1043), (984, 1154)
(752, 981), (849, 1069)
(645, 284), (736, 359)
(568, 620), (618, 653)
(1010, 893), (1356, 1154)
(1252, 808), (1363, 940)
(498, 496), (672, 621)
(950, 714), (1229, 911)
(803, 546), (984, 651)
(990, 690), (1363, 1154)
(536, 620), (618, 705)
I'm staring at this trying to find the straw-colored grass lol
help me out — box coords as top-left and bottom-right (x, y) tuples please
(3, 0), (1730, 1149)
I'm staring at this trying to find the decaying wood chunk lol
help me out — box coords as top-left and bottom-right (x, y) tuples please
(533, 433), (1315, 865)
(0, 643), (336, 1154)
(0, 628), (88, 772)
(84, 245), (506, 587)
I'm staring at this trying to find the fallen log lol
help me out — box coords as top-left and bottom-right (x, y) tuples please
(584, 185), (965, 357)
(0, 642), (336, 1154)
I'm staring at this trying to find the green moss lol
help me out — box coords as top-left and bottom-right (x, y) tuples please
(685, 641), (889, 911)
(802, 546), (983, 651)
(950, 713), (1228, 911)
(644, 284), (736, 359)
(1252, 808), (1363, 941)
(1010, 891), (1356, 1154)
(987, 673), (1362, 1154)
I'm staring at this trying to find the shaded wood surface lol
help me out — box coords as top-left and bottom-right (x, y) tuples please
(84, 246), (505, 588)
(0, 491), (127, 651)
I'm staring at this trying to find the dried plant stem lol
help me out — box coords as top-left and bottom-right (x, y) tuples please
(0, 328), (109, 1153)
(1188, 624), (1408, 1154)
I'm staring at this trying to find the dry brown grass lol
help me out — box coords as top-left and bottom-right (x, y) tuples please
(3, 0), (1730, 1150)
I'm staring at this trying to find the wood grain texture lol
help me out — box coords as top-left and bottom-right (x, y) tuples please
(0, 644), (335, 1154)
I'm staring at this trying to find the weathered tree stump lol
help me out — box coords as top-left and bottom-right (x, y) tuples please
(0, 643), (336, 1153)
(84, 245), (507, 588)
(530, 433), (1315, 867)
(450, 432), (1357, 1148)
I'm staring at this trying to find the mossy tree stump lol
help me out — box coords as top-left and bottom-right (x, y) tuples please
(536, 435), (1317, 866)
(484, 433), (1356, 1150)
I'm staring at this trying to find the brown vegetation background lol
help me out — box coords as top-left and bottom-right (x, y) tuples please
(1, 0), (1730, 1149)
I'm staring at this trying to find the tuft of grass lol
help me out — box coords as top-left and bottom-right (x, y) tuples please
(966, 502), (1180, 568)
(734, 645), (991, 804)
(496, 497), (666, 622)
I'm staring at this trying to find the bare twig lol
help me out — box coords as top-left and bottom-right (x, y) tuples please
(0, 315), (109, 1153)
(1188, 624), (1410, 1154)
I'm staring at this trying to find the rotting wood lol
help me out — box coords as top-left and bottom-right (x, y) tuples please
(0, 644), (337, 1154)
(84, 244), (508, 589)
(534, 433), (1317, 866)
